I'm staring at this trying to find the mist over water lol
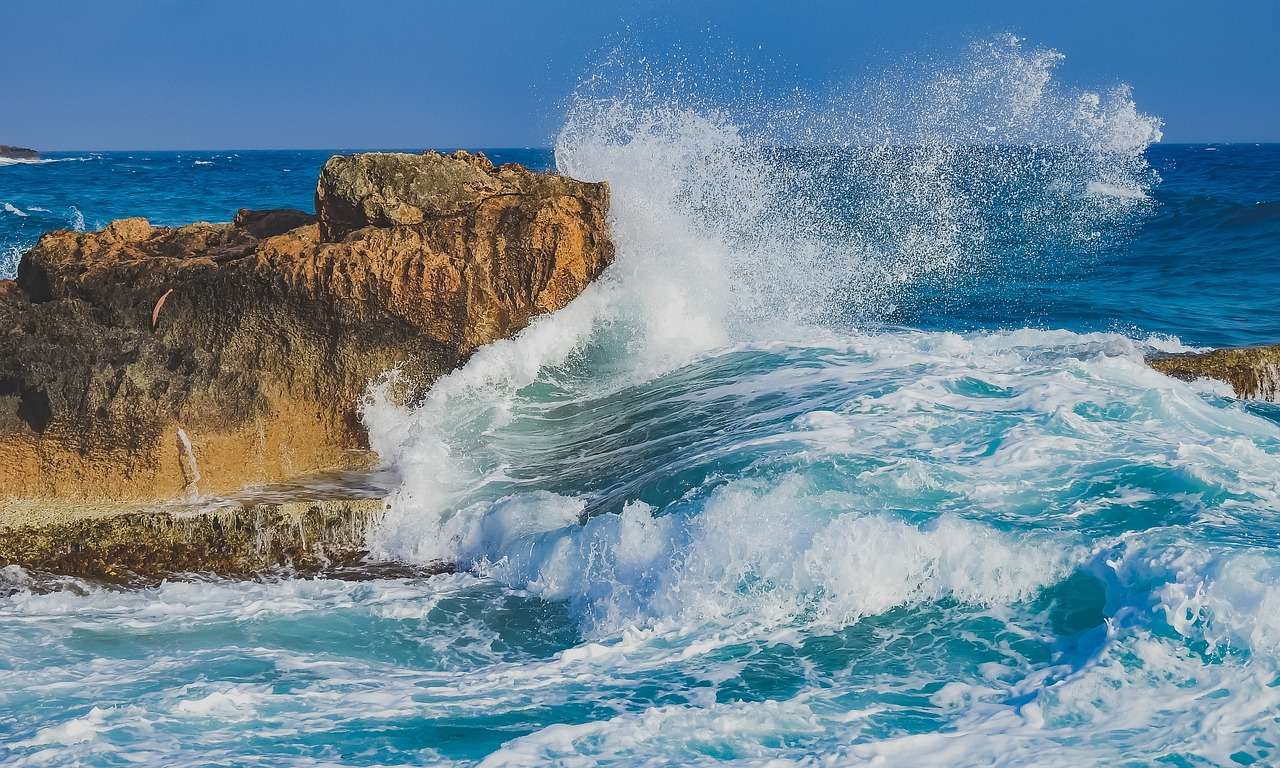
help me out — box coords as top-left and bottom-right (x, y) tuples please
(7, 37), (1280, 767)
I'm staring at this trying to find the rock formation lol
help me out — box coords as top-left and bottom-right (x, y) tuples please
(0, 145), (39, 161)
(0, 150), (613, 505)
(1148, 345), (1280, 401)
(0, 497), (394, 583)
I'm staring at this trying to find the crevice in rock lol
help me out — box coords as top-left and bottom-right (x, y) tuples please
(10, 384), (52, 433)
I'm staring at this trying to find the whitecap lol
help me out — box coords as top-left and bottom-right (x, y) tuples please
(0, 155), (96, 167)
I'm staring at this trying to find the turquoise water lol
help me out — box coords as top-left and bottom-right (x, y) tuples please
(5, 38), (1280, 766)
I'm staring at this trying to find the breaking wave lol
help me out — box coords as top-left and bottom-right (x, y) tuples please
(351, 36), (1280, 764)
(0, 155), (97, 167)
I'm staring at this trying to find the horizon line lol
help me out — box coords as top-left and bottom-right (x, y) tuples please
(17, 141), (1280, 154)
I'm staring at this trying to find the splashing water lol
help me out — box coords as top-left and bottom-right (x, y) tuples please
(8, 37), (1280, 766)
(369, 34), (1165, 581)
(357, 37), (1280, 764)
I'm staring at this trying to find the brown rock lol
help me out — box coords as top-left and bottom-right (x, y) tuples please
(1148, 345), (1280, 401)
(315, 149), (610, 242)
(0, 151), (613, 504)
(0, 497), (395, 583)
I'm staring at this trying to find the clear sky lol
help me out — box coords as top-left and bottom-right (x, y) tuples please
(3, 0), (1276, 149)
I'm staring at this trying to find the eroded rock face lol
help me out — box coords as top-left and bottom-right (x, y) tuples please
(0, 151), (613, 502)
(1148, 345), (1280, 401)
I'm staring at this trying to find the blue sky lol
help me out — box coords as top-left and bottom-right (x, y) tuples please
(3, 0), (1276, 149)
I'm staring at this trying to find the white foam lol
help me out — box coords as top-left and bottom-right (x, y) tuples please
(1087, 180), (1149, 199)
(3, 202), (28, 217)
(18, 705), (128, 747)
(399, 471), (1071, 637)
(368, 38), (1166, 597)
(1, 243), (23, 280)
(0, 155), (96, 167)
(173, 687), (265, 719)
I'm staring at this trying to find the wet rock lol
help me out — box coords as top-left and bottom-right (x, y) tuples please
(0, 151), (614, 503)
(0, 497), (392, 582)
(1147, 345), (1280, 401)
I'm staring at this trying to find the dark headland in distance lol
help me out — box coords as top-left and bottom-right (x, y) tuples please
(0, 145), (39, 160)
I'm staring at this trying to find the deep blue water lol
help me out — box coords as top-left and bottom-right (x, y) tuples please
(4, 135), (1280, 767)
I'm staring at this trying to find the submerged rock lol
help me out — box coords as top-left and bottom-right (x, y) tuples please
(1148, 345), (1280, 401)
(0, 151), (613, 505)
(0, 145), (39, 161)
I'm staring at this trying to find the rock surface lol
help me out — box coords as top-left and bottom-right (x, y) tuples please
(0, 145), (39, 161)
(316, 150), (608, 242)
(1148, 345), (1280, 401)
(0, 150), (613, 504)
(0, 497), (393, 582)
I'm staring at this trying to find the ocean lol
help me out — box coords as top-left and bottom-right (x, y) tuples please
(4, 39), (1280, 766)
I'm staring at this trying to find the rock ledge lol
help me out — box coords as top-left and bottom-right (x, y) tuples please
(1148, 345), (1280, 401)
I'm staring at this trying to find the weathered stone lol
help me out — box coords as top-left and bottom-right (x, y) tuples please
(1148, 345), (1280, 401)
(0, 151), (613, 504)
(0, 496), (396, 582)
(315, 149), (610, 242)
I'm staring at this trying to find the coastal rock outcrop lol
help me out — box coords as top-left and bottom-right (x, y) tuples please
(1148, 345), (1280, 401)
(0, 150), (613, 504)
(0, 497), (394, 583)
(0, 145), (39, 161)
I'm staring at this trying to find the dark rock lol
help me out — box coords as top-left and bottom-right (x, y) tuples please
(232, 207), (315, 239)
(0, 145), (39, 161)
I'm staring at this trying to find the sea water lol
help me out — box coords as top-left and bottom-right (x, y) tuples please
(4, 37), (1280, 766)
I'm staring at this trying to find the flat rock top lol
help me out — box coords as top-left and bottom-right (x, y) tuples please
(315, 149), (607, 241)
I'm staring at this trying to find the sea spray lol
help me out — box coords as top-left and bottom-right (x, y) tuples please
(351, 39), (1280, 762)
(0, 243), (20, 279)
(369, 34), (1165, 579)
